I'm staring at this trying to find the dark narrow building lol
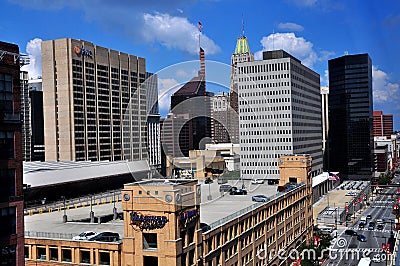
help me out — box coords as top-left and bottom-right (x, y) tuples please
(328, 53), (373, 180)
(0, 41), (25, 265)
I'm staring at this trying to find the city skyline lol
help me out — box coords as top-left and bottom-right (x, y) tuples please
(2, 0), (400, 129)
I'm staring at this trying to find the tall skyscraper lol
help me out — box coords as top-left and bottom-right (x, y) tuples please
(42, 38), (148, 162)
(238, 50), (323, 181)
(328, 53), (373, 180)
(163, 47), (213, 158)
(145, 72), (161, 170)
(373, 110), (393, 138)
(321, 86), (329, 171)
(211, 92), (230, 143)
(0, 41), (25, 265)
(229, 32), (254, 144)
(21, 73), (44, 161)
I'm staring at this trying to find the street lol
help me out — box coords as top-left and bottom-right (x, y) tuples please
(324, 182), (398, 266)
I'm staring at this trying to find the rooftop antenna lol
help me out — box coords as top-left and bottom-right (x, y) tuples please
(272, 29), (275, 50)
(241, 14), (245, 37)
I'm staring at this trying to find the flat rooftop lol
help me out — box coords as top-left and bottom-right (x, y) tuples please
(25, 179), (297, 240)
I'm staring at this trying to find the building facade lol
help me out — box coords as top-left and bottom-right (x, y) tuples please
(145, 72), (161, 171)
(24, 154), (313, 266)
(237, 50), (323, 181)
(328, 53), (373, 180)
(21, 73), (44, 162)
(229, 35), (254, 144)
(373, 110), (393, 138)
(0, 41), (25, 265)
(42, 38), (148, 162)
(211, 92), (230, 144)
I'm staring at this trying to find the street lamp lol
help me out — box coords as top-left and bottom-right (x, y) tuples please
(90, 195), (94, 223)
(113, 191), (117, 220)
(62, 196), (67, 223)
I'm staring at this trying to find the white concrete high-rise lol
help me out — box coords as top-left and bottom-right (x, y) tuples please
(237, 50), (323, 181)
(42, 38), (148, 162)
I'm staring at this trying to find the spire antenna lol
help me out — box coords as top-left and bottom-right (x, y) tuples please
(241, 14), (245, 37)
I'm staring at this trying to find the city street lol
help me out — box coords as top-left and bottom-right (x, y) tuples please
(324, 183), (398, 266)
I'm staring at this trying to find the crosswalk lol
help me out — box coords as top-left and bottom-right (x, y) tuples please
(346, 227), (392, 233)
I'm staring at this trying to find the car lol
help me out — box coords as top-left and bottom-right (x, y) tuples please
(359, 221), (366, 229)
(345, 229), (358, 236)
(72, 231), (98, 240)
(371, 254), (381, 263)
(368, 222), (375, 230)
(219, 185), (236, 192)
(252, 195), (270, 202)
(367, 214), (372, 219)
(251, 179), (264, 184)
(319, 228), (333, 234)
(200, 223), (211, 233)
(88, 232), (120, 242)
(376, 224), (384, 230)
(357, 234), (367, 242)
(376, 218), (385, 224)
(204, 178), (213, 184)
(229, 189), (247, 195)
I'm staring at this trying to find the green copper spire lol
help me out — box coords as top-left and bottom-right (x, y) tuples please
(234, 37), (251, 54)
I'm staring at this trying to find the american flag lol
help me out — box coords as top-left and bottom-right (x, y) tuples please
(328, 172), (340, 181)
(198, 22), (203, 32)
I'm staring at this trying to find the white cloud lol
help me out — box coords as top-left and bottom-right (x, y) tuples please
(373, 66), (400, 104)
(277, 22), (304, 32)
(254, 33), (318, 68)
(21, 38), (42, 79)
(142, 12), (220, 55)
(158, 78), (181, 113)
(321, 69), (329, 86)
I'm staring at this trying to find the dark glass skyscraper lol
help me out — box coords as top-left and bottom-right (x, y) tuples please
(328, 53), (373, 180)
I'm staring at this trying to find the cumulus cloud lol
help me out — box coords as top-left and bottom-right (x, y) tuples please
(373, 66), (400, 104)
(11, 1), (220, 56)
(142, 13), (220, 55)
(21, 38), (42, 79)
(277, 22), (304, 32)
(254, 33), (319, 67)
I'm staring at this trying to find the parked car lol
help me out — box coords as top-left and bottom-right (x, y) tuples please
(251, 179), (264, 184)
(376, 218), (385, 224)
(217, 178), (227, 184)
(219, 185), (236, 192)
(72, 231), (98, 240)
(200, 223), (211, 233)
(88, 232), (120, 242)
(357, 234), (367, 242)
(252, 195), (269, 202)
(345, 229), (358, 236)
(367, 214), (372, 219)
(204, 177), (213, 184)
(319, 228), (333, 234)
(377, 224), (384, 230)
(230, 189), (247, 195)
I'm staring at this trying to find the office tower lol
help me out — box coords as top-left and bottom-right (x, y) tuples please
(42, 38), (148, 162)
(211, 92), (230, 143)
(328, 53), (373, 180)
(29, 78), (45, 161)
(145, 72), (161, 170)
(229, 33), (254, 144)
(20, 71), (31, 161)
(321, 86), (329, 171)
(0, 41), (25, 265)
(21, 73), (44, 162)
(237, 50), (323, 181)
(164, 47), (213, 157)
(373, 110), (393, 138)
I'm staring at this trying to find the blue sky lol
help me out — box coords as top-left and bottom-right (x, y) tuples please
(2, 0), (400, 129)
